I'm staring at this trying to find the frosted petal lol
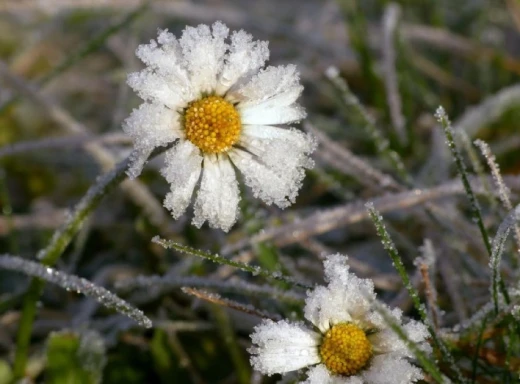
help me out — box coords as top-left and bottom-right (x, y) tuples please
(161, 141), (203, 219)
(180, 21), (229, 95)
(229, 126), (315, 208)
(216, 29), (269, 95)
(369, 318), (431, 357)
(239, 98), (306, 125)
(362, 355), (423, 384)
(135, 30), (190, 82)
(127, 69), (188, 109)
(122, 103), (181, 178)
(304, 364), (359, 384)
(304, 254), (375, 332)
(192, 155), (240, 232)
(249, 319), (320, 375)
(228, 65), (303, 108)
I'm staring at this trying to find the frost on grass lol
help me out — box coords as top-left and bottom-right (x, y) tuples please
(122, 21), (316, 231)
(0, 255), (152, 328)
(489, 204), (520, 311)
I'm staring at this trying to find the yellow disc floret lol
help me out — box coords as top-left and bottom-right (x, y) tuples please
(319, 323), (372, 376)
(184, 95), (242, 154)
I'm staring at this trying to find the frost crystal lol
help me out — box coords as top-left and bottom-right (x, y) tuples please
(123, 21), (315, 231)
(249, 254), (430, 384)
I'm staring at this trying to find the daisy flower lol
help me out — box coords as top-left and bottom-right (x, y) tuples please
(249, 254), (430, 384)
(122, 21), (315, 231)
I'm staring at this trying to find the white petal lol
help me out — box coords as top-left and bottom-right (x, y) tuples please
(230, 64), (300, 103)
(304, 364), (359, 384)
(135, 30), (191, 87)
(304, 254), (376, 332)
(238, 85), (305, 125)
(216, 30), (269, 95)
(127, 69), (189, 109)
(161, 141), (203, 219)
(229, 126), (315, 208)
(229, 65), (305, 124)
(369, 318), (431, 357)
(192, 155), (240, 232)
(126, 147), (154, 180)
(249, 319), (320, 375)
(362, 355), (423, 384)
(180, 21), (229, 95)
(239, 101), (306, 125)
(122, 103), (181, 178)
(304, 286), (352, 333)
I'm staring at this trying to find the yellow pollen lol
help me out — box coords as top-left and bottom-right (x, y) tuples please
(184, 95), (241, 153)
(319, 323), (372, 376)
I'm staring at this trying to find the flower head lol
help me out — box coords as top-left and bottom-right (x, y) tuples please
(123, 22), (316, 231)
(249, 254), (430, 384)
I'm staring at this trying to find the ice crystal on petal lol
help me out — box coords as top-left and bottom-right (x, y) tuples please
(216, 30), (269, 95)
(180, 22), (229, 95)
(122, 21), (314, 231)
(127, 70), (188, 109)
(161, 141), (203, 219)
(230, 128), (315, 208)
(123, 103), (181, 179)
(249, 319), (321, 375)
(362, 356), (423, 384)
(192, 155), (240, 232)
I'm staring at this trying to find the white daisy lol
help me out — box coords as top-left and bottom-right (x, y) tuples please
(249, 254), (431, 384)
(122, 21), (316, 232)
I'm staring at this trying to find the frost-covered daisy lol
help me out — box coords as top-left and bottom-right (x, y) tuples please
(122, 21), (315, 231)
(249, 254), (430, 383)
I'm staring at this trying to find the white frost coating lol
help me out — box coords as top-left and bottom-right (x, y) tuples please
(0, 255), (152, 328)
(216, 30), (269, 95)
(249, 254), (429, 383)
(304, 364), (361, 384)
(123, 103), (181, 178)
(229, 128), (315, 208)
(192, 155), (240, 232)
(362, 356), (423, 384)
(161, 141), (203, 219)
(136, 31), (187, 80)
(249, 320), (321, 375)
(304, 254), (376, 332)
(122, 21), (314, 231)
(127, 70), (189, 109)
(232, 65), (301, 105)
(179, 22), (229, 95)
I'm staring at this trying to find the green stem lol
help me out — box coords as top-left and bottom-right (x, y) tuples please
(152, 237), (312, 289)
(435, 107), (492, 255)
(366, 202), (469, 384)
(12, 157), (130, 380)
(211, 305), (250, 384)
(435, 107), (510, 308)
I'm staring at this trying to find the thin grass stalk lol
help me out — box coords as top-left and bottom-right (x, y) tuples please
(366, 203), (467, 383)
(210, 304), (250, 384)
(324, 66), (411, 184)
(382, 3), (407, 144)
(457, 132), (496, 209)
(366, 291), (445, 383)
(12, 156), (131, 379)
(435, 107), (492, 254)
(152, 237), (312, 289)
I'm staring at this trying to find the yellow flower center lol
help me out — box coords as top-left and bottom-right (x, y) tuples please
(184, 95), (242, 154)
(319, 323), (372, 376)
